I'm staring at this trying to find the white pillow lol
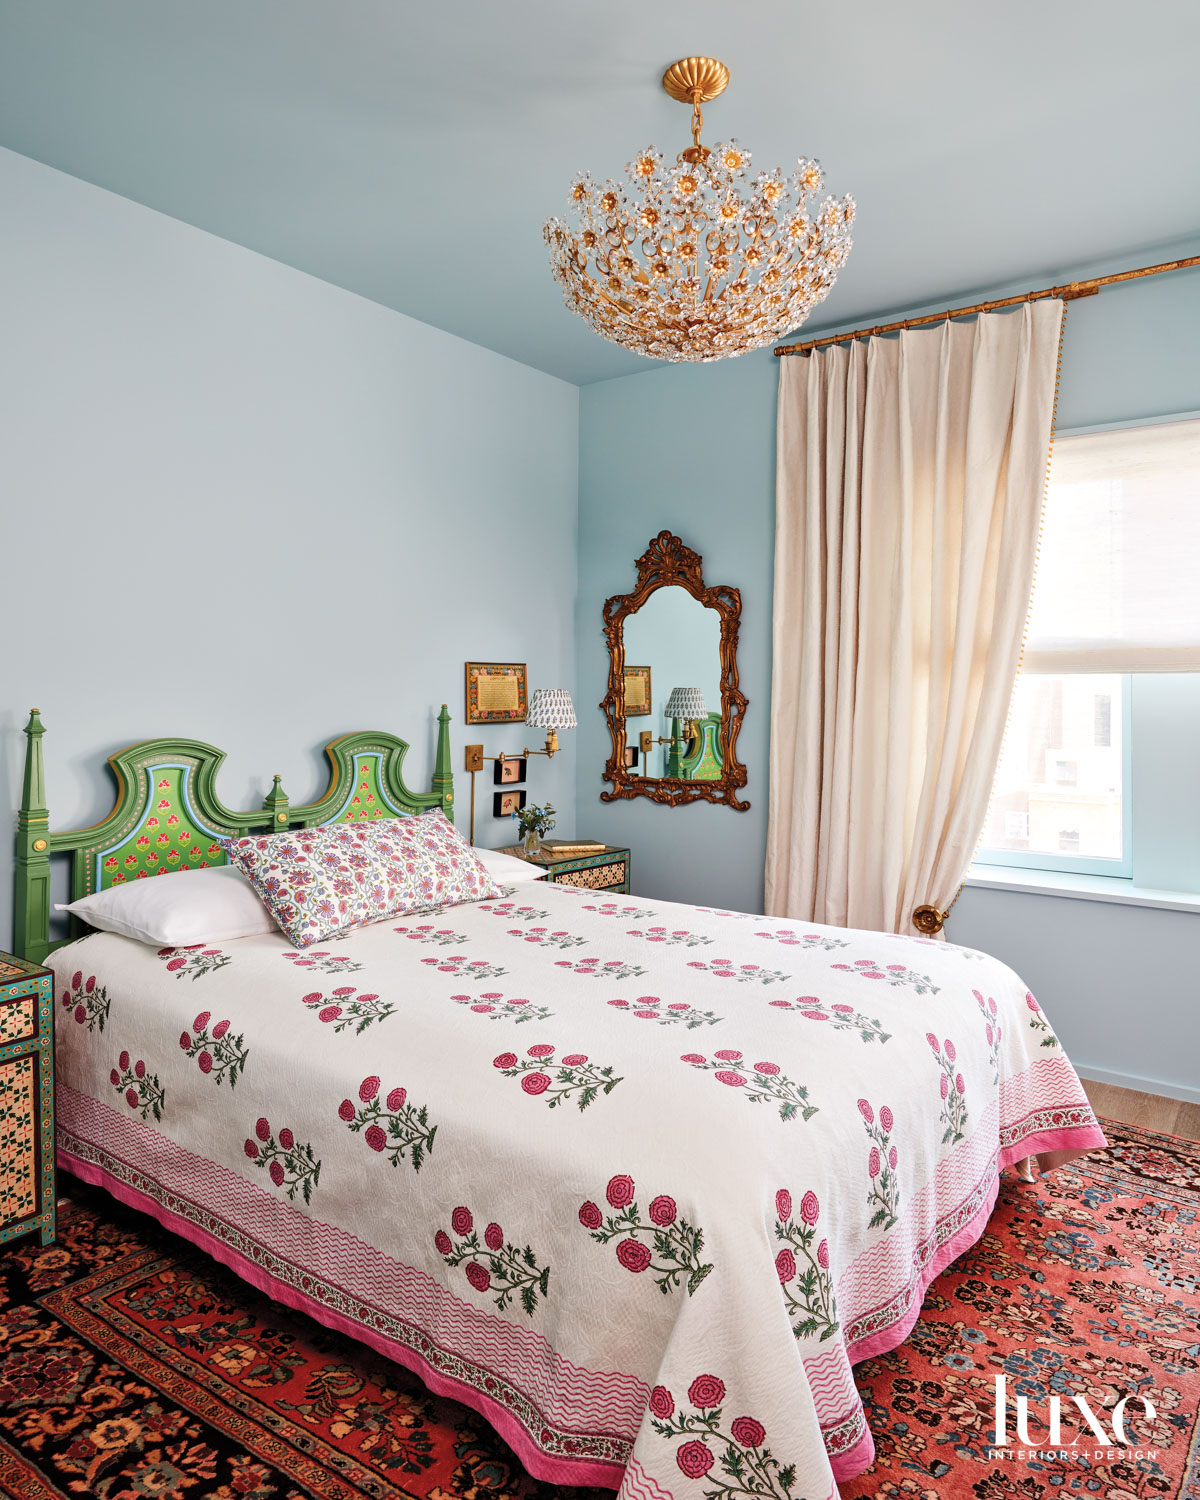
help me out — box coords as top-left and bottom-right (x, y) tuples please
(473, 846), (547, 884)
(59, 865), (280, 945)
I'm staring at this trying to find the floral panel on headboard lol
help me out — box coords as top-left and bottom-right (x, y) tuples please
(95, 763), (228, 890)
(324, 752), (412, 826)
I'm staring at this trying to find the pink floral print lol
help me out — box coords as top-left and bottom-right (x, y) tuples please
(681, 1052), (818, 1123)
(580, 902), (656, 921)
(492, 1045), (623, 1111)
(224, 810), (502, 948)
(109, 1050), (165, 1122)
(156, 945), (231, 982)
(773, 1188), (838, 1341)
(300, 986), (396, 1035)
(552, 958), (646, 981)
(830, 958), (939, 995)
(607, 996), (722, 1030)
(975, 989), (1003, 1082)
(926, 1034), (968, 1144)
(281, 949), (363, 975)
(768, 996), (891, 1044)
(578, 1173), (713, 1296)
(684, 960), (788, 985)
(60, 970), (111, 1033)
(753, 929), (849, 952)
(421, 955), (508, 980)
(179, 1010), (248, 1088)
(452, 992), (553, 1026)
(627, 926), (713, 949)
(243, 1115), (320, 1203)
(1025, 990), (1059, 1048)
(476, 900), (551, 923)
(434, 1205), (551, 1316)
(859, 1098), (901, 1230)
(392, 924), (470, 947)
(338, 1075), (437, 1172)
(507, 926), (587, 950)
(649, 1375), (795, 1499)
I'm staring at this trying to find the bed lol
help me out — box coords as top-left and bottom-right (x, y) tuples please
(14, 708), (1106, 1500)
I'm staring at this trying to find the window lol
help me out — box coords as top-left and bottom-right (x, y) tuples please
(1093, 694), (1111, 747)
(979, 415), (1200, 886)
(981, 672), (1128, 872)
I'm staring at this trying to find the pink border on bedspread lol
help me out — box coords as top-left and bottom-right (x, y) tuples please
(823, 1118), (1105, 1481)
(58, 1089), (1105, 1496)
(60, 1144), (632, 1491)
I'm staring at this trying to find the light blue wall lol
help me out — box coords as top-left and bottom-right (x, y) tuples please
(623, 586), (722, 779)
(578, 354), (778, 911)
(578, 242), (1200, 1097)
(0, 147), (579, 951)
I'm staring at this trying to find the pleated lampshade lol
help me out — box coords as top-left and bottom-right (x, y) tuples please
(527, 689), (577, 730)
(664, 687), (707, 721)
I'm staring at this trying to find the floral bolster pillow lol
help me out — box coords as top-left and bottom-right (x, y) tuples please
(223, 809), (503, 948)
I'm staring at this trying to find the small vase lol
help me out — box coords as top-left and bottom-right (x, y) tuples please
(522, 828), (543, 859)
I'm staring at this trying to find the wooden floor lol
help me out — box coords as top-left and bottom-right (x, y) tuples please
(1082, 1078), (1200, 1140)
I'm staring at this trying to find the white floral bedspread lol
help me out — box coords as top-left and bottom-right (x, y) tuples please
(50, 884), (1105, 1500)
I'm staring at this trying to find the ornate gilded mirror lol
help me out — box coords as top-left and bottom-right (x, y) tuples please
(601, 531), (748, 809)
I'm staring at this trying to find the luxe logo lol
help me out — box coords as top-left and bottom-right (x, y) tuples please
(993, 1374), (1157, 1452)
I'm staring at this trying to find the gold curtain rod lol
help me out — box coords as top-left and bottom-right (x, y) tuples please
(773, 253), (1200, 357)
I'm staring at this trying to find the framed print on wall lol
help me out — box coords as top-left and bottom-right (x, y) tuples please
(466, 662), (528, 725)
(624, 665), (652, 717)
(494, 756), (527, 785)
(494, 788), (527, 818)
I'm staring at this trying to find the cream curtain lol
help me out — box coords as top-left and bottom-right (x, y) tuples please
(765, 301), (1065, 933)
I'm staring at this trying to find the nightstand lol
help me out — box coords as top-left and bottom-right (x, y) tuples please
(0, 952), (55, 1247)
(497, 843), (631, 893)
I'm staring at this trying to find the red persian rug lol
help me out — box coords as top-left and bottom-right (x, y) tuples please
(0, 1119), (1196, 1500)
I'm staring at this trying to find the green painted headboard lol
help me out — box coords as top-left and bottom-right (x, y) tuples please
(680, 713), (723, 781)
(13, 706), (454, 964)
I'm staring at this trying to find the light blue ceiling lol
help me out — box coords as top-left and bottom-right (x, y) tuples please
(2, 1), (1198, 385)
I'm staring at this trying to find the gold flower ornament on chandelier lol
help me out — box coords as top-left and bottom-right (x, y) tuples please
(543, 57), (855, 362)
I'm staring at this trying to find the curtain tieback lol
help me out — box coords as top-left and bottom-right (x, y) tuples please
(912, 904), (947, 935)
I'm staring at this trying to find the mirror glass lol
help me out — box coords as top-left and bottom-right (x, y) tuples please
(621, 585), (723, 781)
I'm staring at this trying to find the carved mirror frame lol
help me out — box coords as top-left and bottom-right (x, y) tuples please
(601, 531), (749, 810)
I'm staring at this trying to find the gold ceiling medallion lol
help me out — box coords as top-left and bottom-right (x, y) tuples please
(660, 56), (730, 104)
(544, 56), (854, 363)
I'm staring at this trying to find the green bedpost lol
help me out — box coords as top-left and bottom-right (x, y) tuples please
(15, 710), (52, 964)
(432, 704), (455, 822)
(261, 773), (290, 832)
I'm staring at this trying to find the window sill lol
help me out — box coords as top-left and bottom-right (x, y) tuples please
(965, 863), (1200, 915)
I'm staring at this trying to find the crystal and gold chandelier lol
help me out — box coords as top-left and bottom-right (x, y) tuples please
(543, 57), (855, 363)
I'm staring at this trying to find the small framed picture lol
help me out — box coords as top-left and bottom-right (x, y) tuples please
(494, 756), (527, 785)
(466, 662), (528, 725)
(623, 744), (640, 769)
(624, 665), (652, 717)
(494, 788), (527, 818)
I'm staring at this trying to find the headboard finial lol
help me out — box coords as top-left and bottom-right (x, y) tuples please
(22, 710), (47, 814)
(262, 772), (290, 827)
(16, 710), (51, 962)
(433, 705), (454, 819)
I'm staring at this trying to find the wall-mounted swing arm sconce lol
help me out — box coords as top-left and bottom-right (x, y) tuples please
(637, 688), (707, 772)
(463, 688), (576, 844)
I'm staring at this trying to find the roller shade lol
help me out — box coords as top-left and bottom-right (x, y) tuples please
(1024, 416), (1200, 673)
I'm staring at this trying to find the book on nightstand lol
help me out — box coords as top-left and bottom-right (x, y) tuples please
(538, 840), (607, 856)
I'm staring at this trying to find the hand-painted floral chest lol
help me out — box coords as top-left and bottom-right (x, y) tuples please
(0, 951), (55, 1247)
